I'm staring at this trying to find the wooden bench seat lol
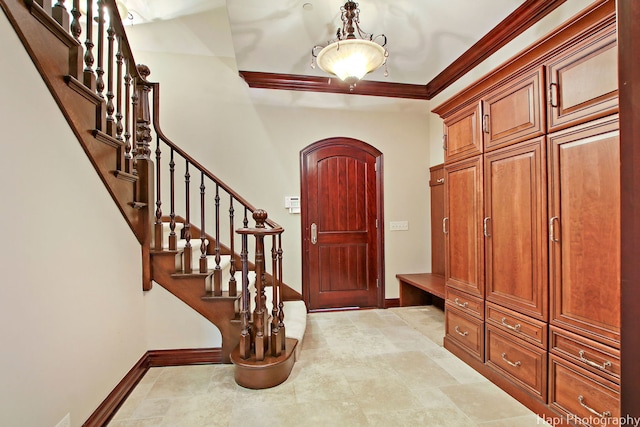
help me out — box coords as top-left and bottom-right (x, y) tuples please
(396, 273), (445, 307)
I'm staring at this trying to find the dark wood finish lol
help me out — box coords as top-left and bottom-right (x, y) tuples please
(239, 71), (429, 100)
(147, 348), (223, 366)
(443, 102), (482, 163)
(445, 305), (484, 361)
(385, 298), (400, 308)
(301, 138), (384, 310)
(432, 0), (615, 118)
(429, 164), (445, 276)
(397, 273), (444, 307)
(486, 325), (547, 401)
(484, 137), (547, 320)
(230, 338), (298, 389)
(482, 67), (545, 152)
(550, 326), (620, 384)
(486, 302), (547, 349)
(82, 353), (149, 427)
(546, 23), (618, 133)
(425, 0), (566, 100)
(548, 354), (620, 424)
(445, 286), (484, 320)
(618, 0), (640, 416)
(548, 116), (620, 348)
(444, 155), (484, 298)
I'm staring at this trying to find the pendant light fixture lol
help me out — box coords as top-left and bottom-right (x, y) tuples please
(311, 1), (389, 90)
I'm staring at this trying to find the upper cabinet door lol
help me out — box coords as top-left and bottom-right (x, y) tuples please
(484, 137), (548, 320)
(443, 102), (482, 163)
(482, 67), (545, 152)
(548, 115), (620, 348)
(444, 156), (484, 298)
(546, 24), (618, 132)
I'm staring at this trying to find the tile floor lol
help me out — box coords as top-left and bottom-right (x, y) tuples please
(108, 306), (552, 427)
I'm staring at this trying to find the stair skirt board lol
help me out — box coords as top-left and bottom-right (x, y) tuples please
(230, 338), (299, 389)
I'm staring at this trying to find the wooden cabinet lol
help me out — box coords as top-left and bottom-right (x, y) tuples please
(548, 115), (620, 348)
(443, 102), (482, 163)
(444, 155), (484, 298)
(546, 23), (618, 132)
(482, 67), (545, 152)
(484, 137), (548, 320)
(429, 164), (445, 276)
(445, 305), (484, 361)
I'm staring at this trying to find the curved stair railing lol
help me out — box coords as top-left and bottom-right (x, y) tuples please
(2, 0), (299, 377)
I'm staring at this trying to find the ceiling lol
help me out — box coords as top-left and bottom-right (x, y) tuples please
(122, 0), (525, 87)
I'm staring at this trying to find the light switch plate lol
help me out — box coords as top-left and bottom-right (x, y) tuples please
(390, 221), (409, 231)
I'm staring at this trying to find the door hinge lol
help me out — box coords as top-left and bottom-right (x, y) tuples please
(376, 278), (379, 288)
(376, 219), (378, 228)
(374, 163), (377, 172)
(442, 134), (448, 151)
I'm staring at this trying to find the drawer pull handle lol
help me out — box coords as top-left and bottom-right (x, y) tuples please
(501, 317), (522, 332)
(501, 353), (522, 368)
(578, 395), (612, 418)
(454, 326), (469, 337)
(579, 350), (612, 371)
(436, 178), (445, 184)
(454, 298), (469, 308)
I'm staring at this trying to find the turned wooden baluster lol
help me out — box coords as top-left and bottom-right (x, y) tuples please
(95, 0), (106, 100)
(228, 196), (237, 297)
(238, 232), (252, 359)
(83, 0), (96, 90)
(168, 148), (177, 250)
(154, 137), (163, 251)
(115, 35), (124, 142)
(199, 172), (208, 273)
(123, 59), (133, 172)
(270, 234), (282, 357)
(252, 210), (269, 361)
(70, 0), (81, 41)
(213, 184), (222, 295)
(105, 9), (116, 135)
(277, 233), (286, 351)
(183, 161), (192, 273)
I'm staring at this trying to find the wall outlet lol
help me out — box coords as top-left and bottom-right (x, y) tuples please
(55, 413), (71, 427)
(389, 221), (409, 231)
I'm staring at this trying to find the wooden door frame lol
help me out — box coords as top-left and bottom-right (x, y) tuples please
(300, 137), (385, 310)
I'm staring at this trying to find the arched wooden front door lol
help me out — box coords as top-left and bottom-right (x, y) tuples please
(300, 138), (384, 310)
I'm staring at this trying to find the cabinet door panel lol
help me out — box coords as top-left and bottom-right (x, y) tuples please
(444, 156), (484, 298)
(547, 25), (618, 132)
(483, 67), (545, 151)
(484, 138), (547, 319)
(548, 116), (620, 347)
(444, 102), (482, 163)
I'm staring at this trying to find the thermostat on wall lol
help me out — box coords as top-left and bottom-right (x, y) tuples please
(284, 196), (300, 214)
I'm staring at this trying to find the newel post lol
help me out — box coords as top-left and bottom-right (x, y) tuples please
(134, 64), (155, 291)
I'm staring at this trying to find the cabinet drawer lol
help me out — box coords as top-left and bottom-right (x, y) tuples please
(486, 326), (547, 400)
(486, 302), (547, 348)
(429, 164), (445, 186)
(550, 326), (620, 384)
(446, 286), (483, 319)
(482, 67), (545, 151)
(549, 354), (620, 426)
(445, 306), (484, 361)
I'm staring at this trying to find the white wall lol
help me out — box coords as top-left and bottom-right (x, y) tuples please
(126, 7), (434, 299)
(0, 12), (148, 427)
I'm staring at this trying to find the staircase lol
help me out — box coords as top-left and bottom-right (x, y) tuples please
(0, 0), (306, 390)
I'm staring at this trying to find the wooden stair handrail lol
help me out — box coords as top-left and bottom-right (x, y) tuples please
(149, 81), (281, 231)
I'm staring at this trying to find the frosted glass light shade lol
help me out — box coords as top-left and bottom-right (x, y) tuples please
(316, 39), (386, 82)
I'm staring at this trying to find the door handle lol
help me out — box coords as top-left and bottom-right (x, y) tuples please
(549, 216), (560, 243)
(311, 223), (317, 245)
(483, 217), (491, 237)
(442, 217), (449, 234)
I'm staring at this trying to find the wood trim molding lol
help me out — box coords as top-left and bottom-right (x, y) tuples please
(432, 0), (615, 117)
(239, 71), (429, 100)
(147, 348), (224, 367)
(618, 0), (640, 418)
(82, 354), (149, 427)
(385, 298), (400, 308)
(83, 348), (223, 426)
(425, 0), (566, 100)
